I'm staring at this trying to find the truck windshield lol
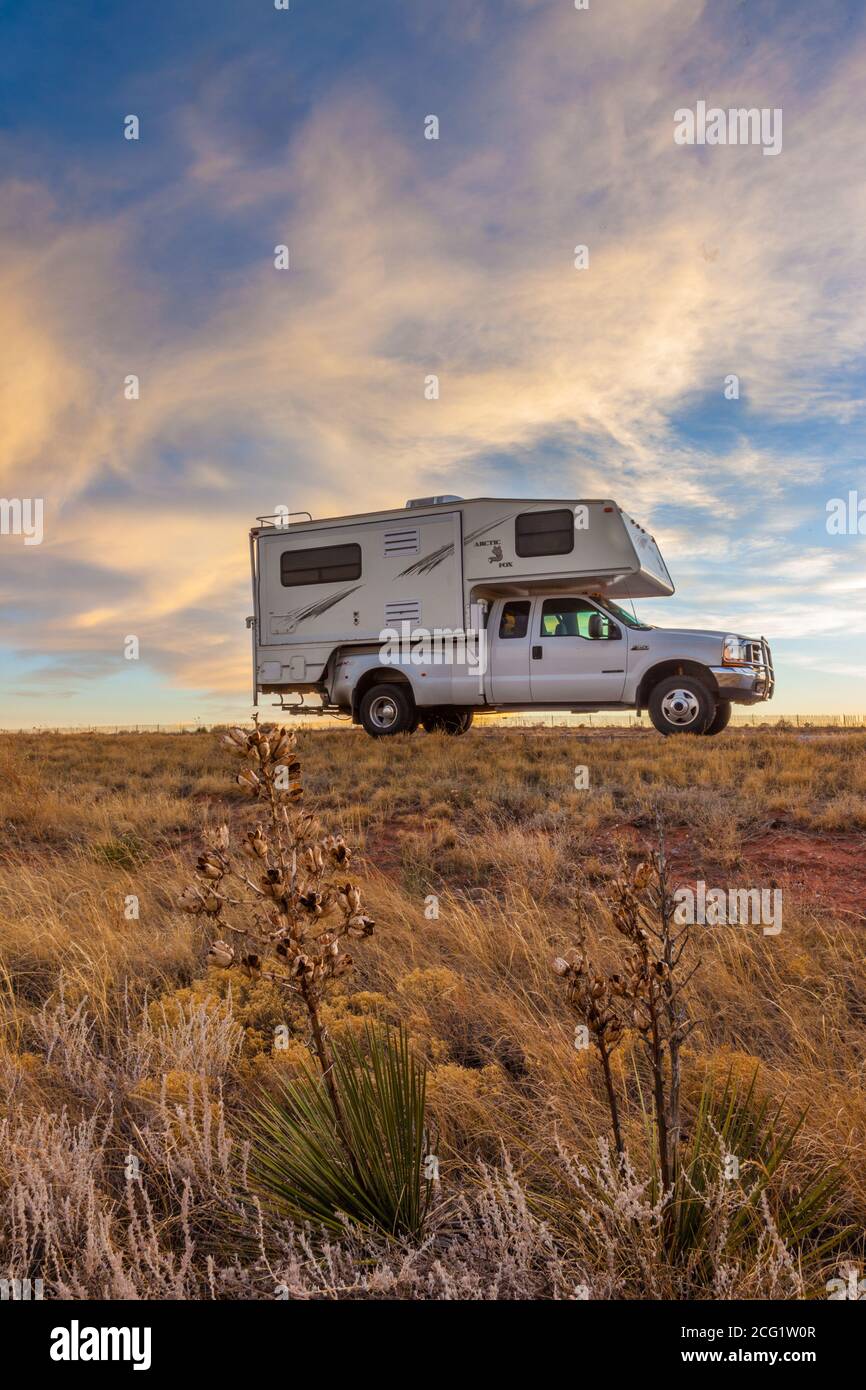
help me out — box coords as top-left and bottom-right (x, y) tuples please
(596, 598), (652, 631)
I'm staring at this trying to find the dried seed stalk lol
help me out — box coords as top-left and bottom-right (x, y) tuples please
(553, 823), (699, 1194)
(178, 719), (374, 1168)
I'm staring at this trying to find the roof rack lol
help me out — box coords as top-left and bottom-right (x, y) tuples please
(255, 511), (313, 527)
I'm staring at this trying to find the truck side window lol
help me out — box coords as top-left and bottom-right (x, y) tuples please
(540, 598), (613, 639)
(499, 601), (530, 639)
(280, 543), (362, 586)
(515, 509), (574, 558)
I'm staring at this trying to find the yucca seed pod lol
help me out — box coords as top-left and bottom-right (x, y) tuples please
(346, 913), (374, 939)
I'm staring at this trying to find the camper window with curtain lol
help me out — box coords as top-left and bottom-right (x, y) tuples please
(514, 509), (574, 557)
(280, 543), (362, 586)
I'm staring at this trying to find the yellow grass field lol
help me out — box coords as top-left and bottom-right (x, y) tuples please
(1, 726), (864, 1299)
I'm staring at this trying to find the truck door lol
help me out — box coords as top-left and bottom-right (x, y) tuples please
(489, 599), (532, 702)
(529, 597), (627, 703)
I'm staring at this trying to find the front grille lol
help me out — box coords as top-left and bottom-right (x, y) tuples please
(736, 638), (775, 700)
(761, 637), (775, 700)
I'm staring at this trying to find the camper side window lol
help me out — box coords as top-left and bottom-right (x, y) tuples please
(280, 543), (362, 586)
(499, 601), (530, 639)
(515, 509), (574, 558)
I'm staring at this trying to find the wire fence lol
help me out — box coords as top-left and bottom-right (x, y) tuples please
(3, 714), (866, 734)
(482, 712), (866, 730)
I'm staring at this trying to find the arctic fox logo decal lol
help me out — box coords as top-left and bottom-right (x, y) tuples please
(474, 536), (513, 567)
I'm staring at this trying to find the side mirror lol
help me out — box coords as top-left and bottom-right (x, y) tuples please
(587, 612), (605, 639)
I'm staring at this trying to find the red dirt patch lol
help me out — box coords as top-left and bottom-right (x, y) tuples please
(602, 823), (866, 919)
(360, 809), (865, 922)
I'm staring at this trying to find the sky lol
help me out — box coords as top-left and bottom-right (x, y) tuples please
(1, 0), (865, 725)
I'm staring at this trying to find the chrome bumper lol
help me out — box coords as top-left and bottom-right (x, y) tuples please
(710, 637), (774, 704)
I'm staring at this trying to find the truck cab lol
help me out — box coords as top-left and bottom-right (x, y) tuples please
(483, 592), (773, 733)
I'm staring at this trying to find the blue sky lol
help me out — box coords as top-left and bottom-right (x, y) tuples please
(1, 0), (865, 723)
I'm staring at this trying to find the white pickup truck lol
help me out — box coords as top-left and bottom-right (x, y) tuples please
(249, 496), (774, 737)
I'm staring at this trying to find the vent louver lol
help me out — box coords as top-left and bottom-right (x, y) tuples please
(384, 527), (420, 556)
(384, 600), (421, 626)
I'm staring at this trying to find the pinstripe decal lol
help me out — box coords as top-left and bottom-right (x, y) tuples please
(397, 513), (517, 577)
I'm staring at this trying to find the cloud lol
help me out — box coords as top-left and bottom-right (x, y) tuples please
(2, 0), (866, 713)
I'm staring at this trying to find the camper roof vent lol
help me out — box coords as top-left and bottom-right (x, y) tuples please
(405, 495), (463, 508)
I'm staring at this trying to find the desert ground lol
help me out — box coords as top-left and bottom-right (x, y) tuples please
(1, 724), (864, 1299)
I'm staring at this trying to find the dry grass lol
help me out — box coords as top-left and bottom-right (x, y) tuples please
(1, 726), (864, 1298)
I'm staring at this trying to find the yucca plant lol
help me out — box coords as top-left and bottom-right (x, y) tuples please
(250, 1021), (436, 1238)
(552, 826), (697, 1189)
(660, 1067), (847, 1276)
(177, 720), (378, 1177)
(177, 724), (437, 1238)
(546, 1065), (846, 1298)
(551, 825), (846, 1286)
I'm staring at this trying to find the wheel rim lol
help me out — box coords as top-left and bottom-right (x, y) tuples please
(660, 688), (700, 727)
(368, 695), (399, 730)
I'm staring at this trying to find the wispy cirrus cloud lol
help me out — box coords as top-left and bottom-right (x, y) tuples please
(1, 0), (865, 719)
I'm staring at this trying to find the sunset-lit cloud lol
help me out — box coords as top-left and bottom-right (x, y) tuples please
(1, 0), (865, 722)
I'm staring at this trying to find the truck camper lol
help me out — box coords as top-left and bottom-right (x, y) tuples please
(248, 497), (773, 737)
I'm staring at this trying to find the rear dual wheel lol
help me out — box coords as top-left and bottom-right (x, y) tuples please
(358, 687), (474, 738)
(421, 710), (474, 735)
(358, 684), (416, 737)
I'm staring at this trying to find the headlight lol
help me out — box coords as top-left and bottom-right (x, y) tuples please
(723, 635), (747, 663)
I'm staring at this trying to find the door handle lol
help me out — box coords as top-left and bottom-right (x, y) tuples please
(531, 645), (542, 660)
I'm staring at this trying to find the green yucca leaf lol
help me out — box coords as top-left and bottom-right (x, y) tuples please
(663, 1067), (848, 1271)
(248, 1021), (435, 1238)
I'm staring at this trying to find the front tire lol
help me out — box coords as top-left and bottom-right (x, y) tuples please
(702, 699), (732, 736)
(359, 683), (415, 737)
(648, 675), (714, 736)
